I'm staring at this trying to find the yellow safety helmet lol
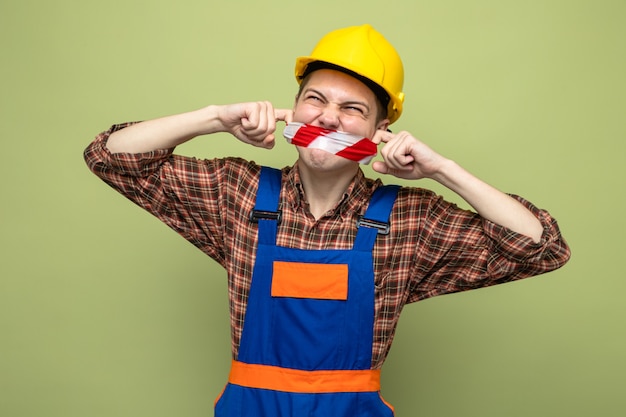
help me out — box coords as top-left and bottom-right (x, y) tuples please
(295, 24), (405, 124)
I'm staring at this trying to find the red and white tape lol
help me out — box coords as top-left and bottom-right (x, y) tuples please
(283, 123), (377, 164)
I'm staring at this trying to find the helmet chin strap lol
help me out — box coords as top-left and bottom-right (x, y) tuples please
(283, 123), (377, 165)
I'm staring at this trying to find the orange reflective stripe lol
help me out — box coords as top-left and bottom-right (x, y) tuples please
(379, 392), (395, 413)
(228, 360), (381, 393)
(271, 261), (348, 300)
(213, 384), (227, 407)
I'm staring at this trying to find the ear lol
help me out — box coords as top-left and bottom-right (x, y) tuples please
(376, 118), (390, 132)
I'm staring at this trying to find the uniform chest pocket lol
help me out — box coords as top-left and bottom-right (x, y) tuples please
(271, 261), (348, 300)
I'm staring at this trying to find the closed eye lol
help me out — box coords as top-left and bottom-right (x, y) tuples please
(304, 93), (325, 107)
(345, 105), (365, 113)
(342, 103), (369, 117)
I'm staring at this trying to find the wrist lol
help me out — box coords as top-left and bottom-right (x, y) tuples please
(430, 158), (460, 187)
(194, 105), (225, 136)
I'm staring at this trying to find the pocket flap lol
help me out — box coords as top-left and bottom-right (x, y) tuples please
(271, 261), (348, 300)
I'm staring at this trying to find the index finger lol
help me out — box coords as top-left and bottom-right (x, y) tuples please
(274, 108), (293, 125)
(371, 129), (394, 145)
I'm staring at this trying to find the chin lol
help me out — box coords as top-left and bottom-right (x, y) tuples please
(299, 148), (357, 172)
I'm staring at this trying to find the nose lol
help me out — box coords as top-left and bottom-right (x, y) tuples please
(317, 105), (341, 130)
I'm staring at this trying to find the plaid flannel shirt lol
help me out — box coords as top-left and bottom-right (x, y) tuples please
(84, 123), (571, 369)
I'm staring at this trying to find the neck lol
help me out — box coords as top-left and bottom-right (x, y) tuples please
(296, 162), (359, 220)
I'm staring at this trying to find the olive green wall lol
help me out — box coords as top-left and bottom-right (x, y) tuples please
(1, 0), (624, 416)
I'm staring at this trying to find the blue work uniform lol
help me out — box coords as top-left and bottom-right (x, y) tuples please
(215, 167), (399, 417)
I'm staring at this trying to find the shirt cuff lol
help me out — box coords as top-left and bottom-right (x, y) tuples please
(482, 194), (562, 263)
(99, 122), (175, 177)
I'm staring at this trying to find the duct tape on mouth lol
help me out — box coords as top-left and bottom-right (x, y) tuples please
(283, 122), (377, 164)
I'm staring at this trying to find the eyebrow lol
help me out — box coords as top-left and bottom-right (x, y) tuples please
(304, 88), (372, 113)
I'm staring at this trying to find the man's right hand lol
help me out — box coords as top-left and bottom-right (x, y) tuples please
(217, 102), (293, 149)
(106, 102), (293, 154)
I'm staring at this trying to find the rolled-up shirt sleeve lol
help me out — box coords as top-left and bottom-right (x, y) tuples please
(482, 194), (570, 265)
(84, 123), (173, 177)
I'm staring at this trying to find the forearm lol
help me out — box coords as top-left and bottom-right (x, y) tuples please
(106, 105), (223, 154)
(433, 159), (544, 243)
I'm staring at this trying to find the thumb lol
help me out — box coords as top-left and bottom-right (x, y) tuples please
(371, 161), (390, 174)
